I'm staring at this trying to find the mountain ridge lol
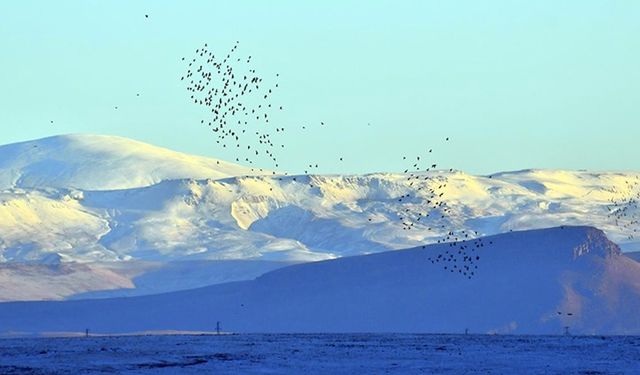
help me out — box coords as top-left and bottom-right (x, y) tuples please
(0, 134), (639, 302)
(1, 226), (638, 335)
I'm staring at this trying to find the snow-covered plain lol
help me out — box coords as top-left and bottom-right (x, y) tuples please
(0, 333), (638, 374)
(1, 134), (640, 301)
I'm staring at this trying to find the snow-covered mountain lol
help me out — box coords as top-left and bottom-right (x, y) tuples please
(1, 134), (639, 301)
(1, 226), (639, 335)
(0, 134), (259, 191)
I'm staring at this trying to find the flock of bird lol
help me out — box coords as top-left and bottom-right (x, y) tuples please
(69, 36), (640, 283)
(606, 177), (640, 240)
(181, 42), (494, 279)
(181, 41), (290, 173)
(390, 149), (497, 280)
(394, 152), (452, 232)
(426, 233), (491, 279)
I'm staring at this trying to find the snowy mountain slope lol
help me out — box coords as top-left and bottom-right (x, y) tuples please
(1, 227), (638, 335)
(1, 135), (640, 302)
(0, 260), (291, 302)
(68, 259), (294, 300)
(1, 165), (639, 264)
(0, 134), (260, 191)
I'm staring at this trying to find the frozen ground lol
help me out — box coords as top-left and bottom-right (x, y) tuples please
(0, 333), (638, 374)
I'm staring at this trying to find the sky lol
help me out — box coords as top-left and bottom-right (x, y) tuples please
(0, 1), (638, 175)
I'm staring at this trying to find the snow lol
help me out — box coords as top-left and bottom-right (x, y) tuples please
(1, 135), (640, 301)
(0, 134), (261, 191)
(68, 260), (294, 300)
(1, 226), (640, 335)
(2, 166), (640, 266)
(0, 333), (638, 374)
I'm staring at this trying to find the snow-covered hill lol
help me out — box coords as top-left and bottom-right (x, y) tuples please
(0, 134), (259, 191)
(1, 227), (638, 335)
(1, 135), (639, 301)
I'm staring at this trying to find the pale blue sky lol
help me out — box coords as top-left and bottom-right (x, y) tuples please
(1, 1), (638, 174)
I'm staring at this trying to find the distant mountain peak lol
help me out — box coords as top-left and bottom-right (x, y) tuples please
(0, 134), (263, 190)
